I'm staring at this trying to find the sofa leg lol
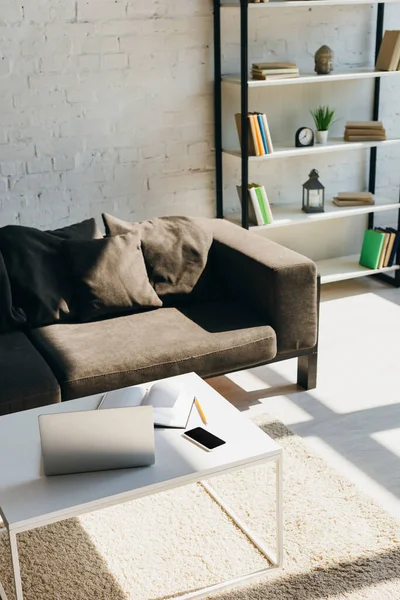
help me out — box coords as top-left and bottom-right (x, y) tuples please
(297, 352), (318, 390)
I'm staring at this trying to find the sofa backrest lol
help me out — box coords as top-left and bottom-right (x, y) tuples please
(0, 216), (223, 330)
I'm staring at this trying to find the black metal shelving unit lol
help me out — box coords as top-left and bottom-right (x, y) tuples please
(213, 0), (400, 287)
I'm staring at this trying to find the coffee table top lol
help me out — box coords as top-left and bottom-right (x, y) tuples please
(0, 373), (281, 532)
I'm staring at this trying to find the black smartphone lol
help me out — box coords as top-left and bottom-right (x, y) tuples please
(182, 427), (226, 452)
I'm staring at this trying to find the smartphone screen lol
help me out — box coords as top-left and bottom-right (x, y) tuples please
(184, 427), (226, 450)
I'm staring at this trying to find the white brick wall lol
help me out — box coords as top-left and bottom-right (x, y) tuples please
(0, 0), (214, 229)
(0, 1), (399, 230)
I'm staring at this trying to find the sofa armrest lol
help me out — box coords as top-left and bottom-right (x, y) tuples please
(208, 219), (318, 353)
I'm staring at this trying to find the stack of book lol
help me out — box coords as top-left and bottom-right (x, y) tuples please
(332, 192), (375, 207)
(251, 62), (299, 81)
(235, 112), (274, 156)
(375, 30), (400, 71)
(237, 183), (273, 226)
(359, 227), (400, 269)
(344, 121), (386, 142)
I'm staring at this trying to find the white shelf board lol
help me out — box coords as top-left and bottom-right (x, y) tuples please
(316, 254), (400, 284)
(223, 137), (400, 161)
(222, 69), (400, 88)
(226, 195), (400, 230)
(222, 0), (400, 7)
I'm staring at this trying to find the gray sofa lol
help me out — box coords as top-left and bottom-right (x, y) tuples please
(0, 217), (318, 415)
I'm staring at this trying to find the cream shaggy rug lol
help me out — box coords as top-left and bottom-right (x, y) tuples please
(0, 416), (399, 600)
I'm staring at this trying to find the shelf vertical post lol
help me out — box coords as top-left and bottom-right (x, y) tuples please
(393, 189), (400, 287)
(368, 2), (384, 231)
(214, 0), (223, 218)
(369, 2), (399, 287)
(240, 0), (249, 229)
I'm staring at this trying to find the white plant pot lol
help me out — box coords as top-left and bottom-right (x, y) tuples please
(316, 130), (328, 144)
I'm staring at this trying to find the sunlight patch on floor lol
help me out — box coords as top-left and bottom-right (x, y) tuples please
(304, 435), (400, 519)
(315, 292), (400, 414)
(217, 279), (400, 519)
(243, 394), (314, 426)
(226, 370), (272, 392)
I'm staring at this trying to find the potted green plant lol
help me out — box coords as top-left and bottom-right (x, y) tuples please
(310, 105), (335, 144)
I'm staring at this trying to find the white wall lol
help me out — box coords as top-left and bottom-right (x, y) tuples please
(0, 0), (215, 229)
(0, 0), (399, 234)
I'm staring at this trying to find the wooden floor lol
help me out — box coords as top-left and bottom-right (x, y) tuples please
(207, 276), (400, 519)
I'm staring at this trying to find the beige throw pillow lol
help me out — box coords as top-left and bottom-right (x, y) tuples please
(101, 214), (213, 298)
(65, 231), (162, 322)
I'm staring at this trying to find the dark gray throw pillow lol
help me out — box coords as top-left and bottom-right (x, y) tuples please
(65, 231), (163, 322)
(101, 214), (213, 298)
(0, 218), (102, 328)
(47, 218), (102, 240)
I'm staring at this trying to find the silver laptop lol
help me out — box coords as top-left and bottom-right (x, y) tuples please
(38, 406), (155, 476)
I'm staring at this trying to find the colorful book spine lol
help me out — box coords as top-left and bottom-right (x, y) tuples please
(359, 229), (385, 269)
(248, 186), (265, 225)
(251, 115), (265, 156)
(375, 227), (397, 268)
(248, 115), (261, 156)
(235, 112), (273, 157)
(257, 114), (269, 155)
(384, 231), (396, 266)
(260, 186), (273, 223)
(384, 228), (400, 266)
(254, 186), (269, 224)
(236, 185), (258, 226)
(378, 232), (390, 269)
(261, 113), (274, 153)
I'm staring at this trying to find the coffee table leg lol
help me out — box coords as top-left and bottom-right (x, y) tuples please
(0, 581), (6, 600)
(201, 453), (283, 569)
(9, 531), (23, 600)
(276, 453), (283, 567)
(0, 526), (6, 600)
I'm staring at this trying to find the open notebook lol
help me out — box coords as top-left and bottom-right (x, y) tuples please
(98, 379), (195, 429)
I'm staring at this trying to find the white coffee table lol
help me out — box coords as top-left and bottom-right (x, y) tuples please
(0, 372), (283, 600)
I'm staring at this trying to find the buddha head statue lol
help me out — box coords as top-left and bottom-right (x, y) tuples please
(314, 45), (334, 75)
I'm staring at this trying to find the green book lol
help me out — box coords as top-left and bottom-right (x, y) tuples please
(254, 186), (269, 224)
(359, 229), (385, 269)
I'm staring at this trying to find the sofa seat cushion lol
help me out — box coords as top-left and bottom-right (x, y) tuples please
(0, 332), (61, 415)
(29, 302), (277, 400)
